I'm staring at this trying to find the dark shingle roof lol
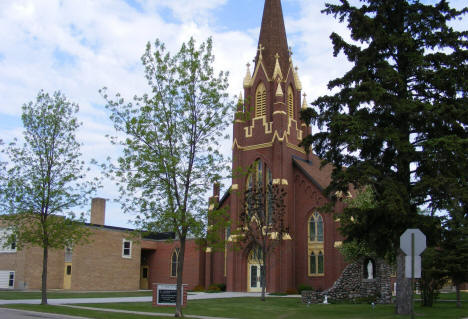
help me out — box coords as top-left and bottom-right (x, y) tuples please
(255, 0), (290, 79)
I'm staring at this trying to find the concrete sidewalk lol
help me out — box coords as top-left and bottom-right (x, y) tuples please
(0, 292), (300, 305)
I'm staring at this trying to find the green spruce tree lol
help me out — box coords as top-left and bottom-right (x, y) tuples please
(441, 205), (468, 308)
(300, 0), (467, 314)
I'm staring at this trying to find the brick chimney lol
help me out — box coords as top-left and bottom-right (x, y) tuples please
(90, 198), (106, 225)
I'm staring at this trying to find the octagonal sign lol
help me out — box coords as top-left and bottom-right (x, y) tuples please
(400, 228), (426, 256)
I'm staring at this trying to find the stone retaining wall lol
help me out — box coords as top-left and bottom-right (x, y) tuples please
(302, 259), (392, 304)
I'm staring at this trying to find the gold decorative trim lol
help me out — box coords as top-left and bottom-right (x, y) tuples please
(334, 241), (343, 248)
(275, 81), (284, 97)
(232, 131), (306, 154)
(205, 247), (212, 253)
(269, 232), (292, 240)
(272, 179), (281, 185)
(287, 142), (305, 153)
(250, 57), (271, 86)
(281, 179), (288, 186)
(231, 184), (239, 190)
(293, 65), (303, 91)
(273, 111), (287, 115)
(244, 116), (273, 138)
(243, 63), (252, 88)
(273, 53), (284, 80)
(227, 234), (243, 242)
(208, 204), (214, 211)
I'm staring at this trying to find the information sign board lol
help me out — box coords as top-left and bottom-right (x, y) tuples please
(156, 284), (180, 306)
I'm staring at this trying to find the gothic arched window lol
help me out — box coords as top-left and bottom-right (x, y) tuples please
(308, 212), (325, 276)
(255, 82), (267, 118)
(245, 159), (273, 223)
(309, 212), (324, 242)
(170, 248), (180, 277)
(287, 85), (294, 119)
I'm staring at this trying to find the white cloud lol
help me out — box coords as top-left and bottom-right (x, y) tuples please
(1, 0), (464, 227)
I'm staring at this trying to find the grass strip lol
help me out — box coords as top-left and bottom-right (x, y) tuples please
(76, 297), (468, 319)
(1, 304), (174, 319)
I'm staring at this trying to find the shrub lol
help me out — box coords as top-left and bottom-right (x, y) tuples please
(192, 285), (205, 292)
(297, 284), (313, 294)
(269, 292), (287, 296)
(206, 285), (221, 293)
(285, 288), (299, 295)
(214, 283), (226, 291)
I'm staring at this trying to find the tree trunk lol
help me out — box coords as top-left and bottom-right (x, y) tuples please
(41, 245), (48, 305)
(456, 284), (461, 308)
(396, 250), (412, 315)
(261, 252), (266, 301)
(175, 237), (186, 317)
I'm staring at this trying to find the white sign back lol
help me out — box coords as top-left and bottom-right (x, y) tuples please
(400, 228), (426, 256)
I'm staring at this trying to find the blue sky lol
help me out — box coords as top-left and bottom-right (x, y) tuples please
(0, 0), (466, 227)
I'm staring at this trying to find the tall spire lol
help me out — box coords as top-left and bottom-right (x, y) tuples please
(255, 0), (290, 79)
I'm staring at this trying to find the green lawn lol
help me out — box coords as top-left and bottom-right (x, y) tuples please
(432, 292), (468, 301)
(75, 297), (468, 319)
(0, 290), (152, 300)
(2, 296), (467, 319)
(1, 304), (174, 319)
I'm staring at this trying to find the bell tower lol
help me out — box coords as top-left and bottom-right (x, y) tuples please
(228, 0), (311, 292)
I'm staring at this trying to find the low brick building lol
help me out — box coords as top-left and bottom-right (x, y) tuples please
(0, 198), (205, 291)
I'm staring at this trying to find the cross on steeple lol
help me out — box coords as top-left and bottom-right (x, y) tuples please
(257, 44), (265, 59)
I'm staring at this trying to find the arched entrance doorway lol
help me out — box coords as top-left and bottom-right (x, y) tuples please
(247, 246), (264, 292)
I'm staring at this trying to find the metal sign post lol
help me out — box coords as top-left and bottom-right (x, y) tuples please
(411, 233), (415, 319)
(400, 228), (426, 319)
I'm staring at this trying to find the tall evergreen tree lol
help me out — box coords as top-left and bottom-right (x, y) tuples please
(441, 204), (468, 308)
(300, 0), (467, 314)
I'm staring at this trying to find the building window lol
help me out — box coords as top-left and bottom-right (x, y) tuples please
(245, 159), (273, 223)
(309, 251), (324, 275)
(171, 248), (180, 277)
(255, 82), (267, 118)
(308, 212), (324, 276)
(66, 265), (72, 275)
(122, 240), (132, 258)
(8, 272), (14, 288)
(309, 212), (324, 242)
(287, 85), (294, 119)
(0, 229), (17, 253)
(65, 246), (73, 262)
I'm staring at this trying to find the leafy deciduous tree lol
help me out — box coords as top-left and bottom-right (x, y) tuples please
(0, 91), (98, 304)
(101, 37), (233, 317)
(238, 182), (287, 301)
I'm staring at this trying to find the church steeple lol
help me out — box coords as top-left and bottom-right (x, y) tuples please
(255, 0), (290, 79)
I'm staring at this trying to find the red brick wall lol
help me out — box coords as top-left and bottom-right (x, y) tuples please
(293, 169), (347, 291)
(148, 239), (205, 290)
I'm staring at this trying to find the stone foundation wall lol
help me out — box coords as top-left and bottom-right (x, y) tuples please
(302, 259), (392, 304)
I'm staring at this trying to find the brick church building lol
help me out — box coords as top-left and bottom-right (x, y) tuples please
(204, 0), (348, 293)
(1, 0), (350, 293)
